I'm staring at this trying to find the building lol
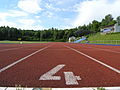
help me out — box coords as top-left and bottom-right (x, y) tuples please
(114, 23), (120, 32)
(68, 36), (75, 42)
(101, 23), (120, 34)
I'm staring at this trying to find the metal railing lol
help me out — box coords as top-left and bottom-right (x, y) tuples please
(89, 40), (120, 45)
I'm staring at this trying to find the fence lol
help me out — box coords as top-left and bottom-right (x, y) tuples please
(89, 40), (120, 45)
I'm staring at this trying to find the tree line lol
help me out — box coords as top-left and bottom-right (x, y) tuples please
(0, 14), (119, 42)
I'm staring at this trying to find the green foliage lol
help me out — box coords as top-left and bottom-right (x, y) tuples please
(0, 41), (48, 44)
(91, 20), (101, 32)
(88, 33), (120, 41)
(97, 87), (106, 90)
(0, 14), (119, 42)
(0, 26), (69, 42)
(93, 87), (106, 90)
(101, 14), (116, 28)
(75, 25), (94, 37)
(84, 32), (120, 45)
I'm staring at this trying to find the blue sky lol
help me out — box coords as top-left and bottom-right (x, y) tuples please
(0, 0), (120, 30)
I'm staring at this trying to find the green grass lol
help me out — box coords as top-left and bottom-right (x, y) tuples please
(93, 87), (106, 90)
(81, 32), (120, 45)
(0, 41), (48, 44)
(88, 32), (120, 40)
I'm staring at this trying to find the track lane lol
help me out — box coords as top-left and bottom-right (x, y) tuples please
(0, 43), (48, 52)
(0, 43), (119, 87)
(0, 44), (22, 51)
(65, 43), (120, 70)
(0, 45), (51, 73)
(0, 43), (50, 69)
(76, 43), (120, 52)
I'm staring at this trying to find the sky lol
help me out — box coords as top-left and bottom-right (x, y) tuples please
(0, 0), (120, 30)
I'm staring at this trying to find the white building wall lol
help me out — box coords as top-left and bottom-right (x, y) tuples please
(69, 36), (75, 42)
(114, 23), (120, 32)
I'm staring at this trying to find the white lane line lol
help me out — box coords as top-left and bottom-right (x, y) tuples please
(64, 72), (81, 85)
(64, 45), (120, 74)
(0, 45), (51, 73)
(39, 64), (65, 80)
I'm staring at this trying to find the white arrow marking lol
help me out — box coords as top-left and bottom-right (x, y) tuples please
(39, 64), (65, 80)
(64, 72), (81, 85)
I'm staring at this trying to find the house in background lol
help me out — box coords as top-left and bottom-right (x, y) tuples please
(101, 24), (114, 34)
(101, 23), (120, 34)
(68, 36), (75, 42)
(114, 23), (120, 32)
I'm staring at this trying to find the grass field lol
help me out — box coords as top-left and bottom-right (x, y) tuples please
(0, 41), (48, 44)
(81, 32), (120, 45)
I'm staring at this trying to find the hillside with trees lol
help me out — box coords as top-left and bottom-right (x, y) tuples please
(0, 14), (119, 42)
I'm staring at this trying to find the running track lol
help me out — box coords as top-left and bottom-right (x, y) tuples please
(0, 42), (120, 88)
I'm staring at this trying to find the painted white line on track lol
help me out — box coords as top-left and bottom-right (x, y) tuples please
(0, 45), (51, 73)
(39, 64), (65, 80)
(52, 87), (120, 90)
(64, 72), (81, 85)
(64, 45), (120, 74)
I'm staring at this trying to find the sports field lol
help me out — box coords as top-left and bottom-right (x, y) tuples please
(0, 42), (120, 87)
(0, 41), (48, 44)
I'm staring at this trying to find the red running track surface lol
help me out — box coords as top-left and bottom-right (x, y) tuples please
(0, 42), (120, 88)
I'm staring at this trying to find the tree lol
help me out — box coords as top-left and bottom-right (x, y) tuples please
(0, 14), (118, 41)
(91, 20), (100, 32)
(101, 14), (116, 27)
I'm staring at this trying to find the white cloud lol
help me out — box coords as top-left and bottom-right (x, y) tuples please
(0, 10), (43, 30)
(45, 3), (71, 12)
(48, 0), (75, 5)
(9, 10), (28, 17)
(0, 10), (28, 27)
(47, 0), (78, 12)
(0, 17), (17, 28)
(45, 11), (54, 18)
(0, 10), (28, 20)
(35, 16), (41, 19)
(48, 0), (65, 5)
(18, 0), (42, 14)
(18, 25), (43, 30)
(73, 0), (120, 27)
(45, 3), (61, 12)
(18, 18), (43, 30)
(59, 25), (74, 29)
(18, 19), (36, 25)
(0, 20), (17, 27)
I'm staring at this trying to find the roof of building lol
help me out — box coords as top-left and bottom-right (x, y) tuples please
(101, 24), (115, 29)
